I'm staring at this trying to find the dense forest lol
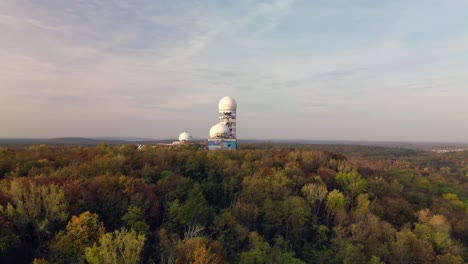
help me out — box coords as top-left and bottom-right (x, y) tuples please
(0, 143), (467, 263)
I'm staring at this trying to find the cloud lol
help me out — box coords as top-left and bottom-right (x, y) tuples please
(1, 1), (468, 140)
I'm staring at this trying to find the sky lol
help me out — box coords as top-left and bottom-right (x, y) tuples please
(1, 0), (468, 141)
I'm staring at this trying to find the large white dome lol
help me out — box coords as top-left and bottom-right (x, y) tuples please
(209, 123), (230, 138)
(178, 131), (193, 142)
(218, 96), (237, 112)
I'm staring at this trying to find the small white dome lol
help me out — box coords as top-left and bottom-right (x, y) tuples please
(178, 131), (193, 142)
(209, 123), (230, 138)
(218, 96), (237, 112)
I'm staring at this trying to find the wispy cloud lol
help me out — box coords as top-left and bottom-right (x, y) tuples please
(1, 0), (468, 140)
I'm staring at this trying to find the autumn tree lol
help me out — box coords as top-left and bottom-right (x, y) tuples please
(379, 194), (416, 227)
(49, 211), (105, 264)
(84, 227), (145, 264)
(302, 183), (328, 215)
(83, 175), (129, 230)
(1, 143), (468, 263)
(174, 237), (225, 264)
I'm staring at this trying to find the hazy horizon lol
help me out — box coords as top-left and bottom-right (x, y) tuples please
(2, 136), (468, 145)
(1, 1), (468, 141)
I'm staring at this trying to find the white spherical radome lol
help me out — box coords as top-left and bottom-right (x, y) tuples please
(218, 96), (237, 112)
(209, 123), (230, 139)
(178, 131), (193, 142)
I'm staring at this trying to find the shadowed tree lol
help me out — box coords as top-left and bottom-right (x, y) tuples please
(0, 214), (19, 256)
(165, 184), (214, 238)
(0, 179), (68, 260)
(210, 210), (248, 262)
(283, 196), (311, 252)
(239, 232), (271, 264)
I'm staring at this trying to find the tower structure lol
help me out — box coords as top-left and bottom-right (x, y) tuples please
(207, 96), (237, 150)
(218, 96), (237, 139)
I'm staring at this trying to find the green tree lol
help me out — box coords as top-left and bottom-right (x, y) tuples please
(414, 209), (454, 254)
(390, 227), (418, 264)
(239, 232), (271, 264)
(390, 224), (436, 263)
(325, 189), (348, 221)
(335, 171), (367, 204)
(84, 227), (145, 264)
(352, 193), (371, 217)
(122, 205), (149, 235)
(139, 165), (157, 183)
(242, 170), (292, 205)
(271, 236), (305, 264)
(210, 210), (248, 262)
(331, 227), (367, 264)
(0, 180), (68, 248)
(261, 199), (284, 239)
(165, 184), (214, 238)
(283, 196), (311, 251)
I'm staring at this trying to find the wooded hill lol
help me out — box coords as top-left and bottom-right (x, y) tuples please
(0, 144), (467, 263)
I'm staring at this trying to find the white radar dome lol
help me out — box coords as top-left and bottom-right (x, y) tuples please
(209, 123), (230, 138)
(218, 96), (237, 112)
(178, 131), (193, 142)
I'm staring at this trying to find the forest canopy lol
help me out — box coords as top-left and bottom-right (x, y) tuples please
(0, 143), (467, 263)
